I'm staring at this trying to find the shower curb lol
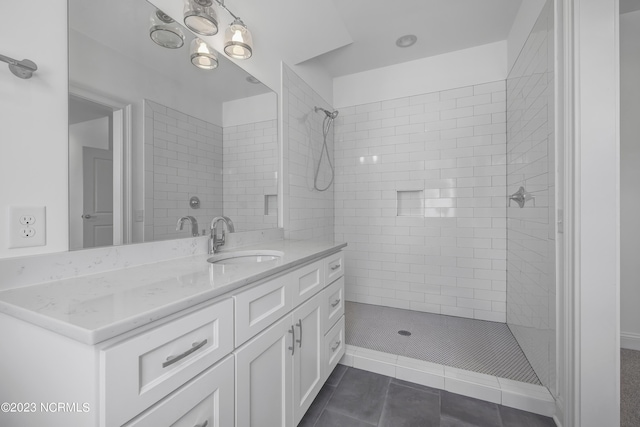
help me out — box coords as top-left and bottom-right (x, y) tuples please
(339, 345), (556, 418)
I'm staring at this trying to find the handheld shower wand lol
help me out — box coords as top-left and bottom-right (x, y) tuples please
(313, 106), (339, 191)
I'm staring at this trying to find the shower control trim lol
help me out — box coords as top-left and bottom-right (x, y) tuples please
(509, 187), (535, 208)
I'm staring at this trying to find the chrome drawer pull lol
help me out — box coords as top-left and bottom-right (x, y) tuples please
(330, 299), (341, 308)
(331, 340), (341, 352)
(331, 264), (340, 271)
(296, 319), (303, 348)
(288, 326), (295, 356)
(162, 339), (208, 368)
(194, 421), (209, 427)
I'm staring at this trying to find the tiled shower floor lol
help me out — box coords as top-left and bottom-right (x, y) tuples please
(345, 302), (540, 385)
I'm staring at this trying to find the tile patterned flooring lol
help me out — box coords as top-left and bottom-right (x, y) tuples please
(299, 365), (556, 427)
(346, 302), (540, 384)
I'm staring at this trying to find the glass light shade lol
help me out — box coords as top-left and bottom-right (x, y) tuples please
(184, 0), (218, 36)
(190, 38), (218, 70)
(224, 18), (253, 59)
(149, 10), (185, 49)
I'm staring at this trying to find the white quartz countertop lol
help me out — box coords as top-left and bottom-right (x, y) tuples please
(0, 240), (346, 345)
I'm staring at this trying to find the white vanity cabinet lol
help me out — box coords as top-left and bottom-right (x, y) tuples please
(234, 253), (345, 427)
(0, 248), (345, 427)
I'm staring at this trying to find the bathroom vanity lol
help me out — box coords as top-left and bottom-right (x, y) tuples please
(0, 240), (345, 427)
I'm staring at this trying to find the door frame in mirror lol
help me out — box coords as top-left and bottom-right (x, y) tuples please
(69, 85), (133, 248)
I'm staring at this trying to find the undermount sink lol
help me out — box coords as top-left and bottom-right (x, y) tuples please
(207, 250), (284, 265)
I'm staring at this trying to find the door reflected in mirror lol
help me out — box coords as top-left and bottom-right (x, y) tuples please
(69, 0), (278, 250)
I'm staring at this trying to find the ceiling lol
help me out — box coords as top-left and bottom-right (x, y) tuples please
(305, 0), (523, 78)
(621, 0), (640, 14)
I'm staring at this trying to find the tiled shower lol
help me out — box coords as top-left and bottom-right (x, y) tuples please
(295, 2), (556, 395)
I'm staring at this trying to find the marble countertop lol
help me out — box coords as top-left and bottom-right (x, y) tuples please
(0, 240), (346, 345)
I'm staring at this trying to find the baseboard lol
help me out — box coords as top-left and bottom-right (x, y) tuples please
(621, 332), (640, 350)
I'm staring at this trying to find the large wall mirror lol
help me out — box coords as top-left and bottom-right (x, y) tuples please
(68, 0), (278, 250)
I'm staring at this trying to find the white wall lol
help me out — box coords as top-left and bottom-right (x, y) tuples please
(506, 0), (547, 73)
(143, 100), (223, 242)
(573, 0), (620, 424)
(335, 81), (508, 321)
(282, 64), (335, 241)
(506, 0), (556, 393)
(620, 10), (640, 349)
(223, 92), (277, 128)
(0, 0), (69, 258)
(333, 41), (508, 108)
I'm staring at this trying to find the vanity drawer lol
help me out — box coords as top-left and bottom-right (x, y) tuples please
(324, 315), (345, 378)
(123, 355), (234, 427)
(291, 259), (325, 307)
(323, 276), (344, 333)
(235, 275), (293, 347)
(101, 298), (234, 427)
(325, 252), (344, 285)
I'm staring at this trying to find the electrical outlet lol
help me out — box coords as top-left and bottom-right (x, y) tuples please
(8, 206), (46, 248)
(20, 228), (36, 238)
(19, 215), (36, 226)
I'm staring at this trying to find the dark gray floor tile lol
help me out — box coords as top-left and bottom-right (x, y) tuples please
(440, 415), (479, 427)
(499, 405), (556, 427)
(324, 367), (390, 425)
(379, 381), (440, 427)
(298, 384), (336, 427)
(326, 363), (348, 387)
(441, 391), (502, 427)
(314, 409), (376, 427)
(391, 377), (441, 395)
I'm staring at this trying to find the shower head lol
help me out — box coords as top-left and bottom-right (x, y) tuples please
(314, 106), (339, 119)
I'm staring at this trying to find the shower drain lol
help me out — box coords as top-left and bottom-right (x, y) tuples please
(398, 330), (412, 336)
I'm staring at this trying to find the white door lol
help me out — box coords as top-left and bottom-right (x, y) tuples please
(235, 316), (293, 427)
(292, 293), (324, 425)
(82, 146), (114, 248)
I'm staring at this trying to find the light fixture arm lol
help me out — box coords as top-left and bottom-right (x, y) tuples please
(212, 0), (240, 21)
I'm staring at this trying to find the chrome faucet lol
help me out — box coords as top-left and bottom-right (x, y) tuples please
(176, 216), (199, 237)
(209, 216), (235, 254)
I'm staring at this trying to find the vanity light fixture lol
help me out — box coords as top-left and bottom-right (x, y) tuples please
(224, 17), (253, 59)
(183, 0), (254, 60)
(190, 38), (219, 70)
(149, 9), (186, 49)
(184, 0), (219, 36)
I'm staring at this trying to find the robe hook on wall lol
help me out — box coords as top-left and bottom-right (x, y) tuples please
(0, 53), (37, 79)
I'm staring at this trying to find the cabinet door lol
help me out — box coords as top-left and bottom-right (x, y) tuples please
(235, 276), (292, 347)
(292, 293), (324, 425)
(235, 316), (293, 427)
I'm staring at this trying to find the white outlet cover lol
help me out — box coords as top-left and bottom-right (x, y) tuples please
(9, 206), (46, 248)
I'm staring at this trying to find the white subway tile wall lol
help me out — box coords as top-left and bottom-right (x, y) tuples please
(506, 2), (556, 395)
(282, 64), (334, 240)
(144, 100), (223, 241)
(223, 119), (278, 231)
(334, 80), (507, 322)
